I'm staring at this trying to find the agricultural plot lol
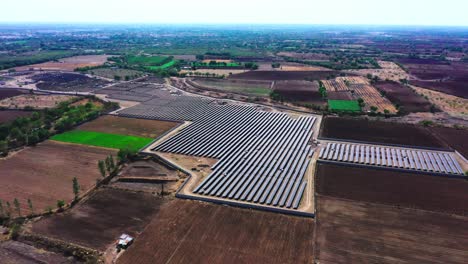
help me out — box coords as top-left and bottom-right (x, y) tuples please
(229, 70), (337, 81)
(51, 130), (152, 151)
(320, 117), (447, 149)
(429, 126), (468, 159)
(373, 81), (433, 113)
(0, 141), (116, 216)
(188, 78), (272, 96)
(0, 241), (74, 263)
(32, 188), (164, 251)
(192, 61), (243, 68)
(0, 110), (33, 123)
(117, 199), (315, 264)
(77, 115), (179, 138)
(125, 55), (176, 71)
(13, 55), (110, 72)
(315, 196), (468, 264)
(327, 100), (360, 112)
(318, 142), (463, 175)
(88, 68), (144, 80)
(398, 59), (468, 99)
(323, 77), (397, 113)
(272, 80), (326, 106)
(316, 163), (468, 215)
(0, 89), (26, 100)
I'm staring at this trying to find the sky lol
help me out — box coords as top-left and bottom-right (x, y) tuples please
(2, 0), (468, 26)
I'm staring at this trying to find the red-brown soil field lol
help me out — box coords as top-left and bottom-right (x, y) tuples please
(0, 141), (116, 216)
(429, 126), (468, 158)
(0, 110), (33, 123)
(319, 117), (447, 149)
(14, 55), (110, 72)
(0, 241), (74, 263)
(77, 115), (180, 138)
(315, 162), (468, 215)
(0, 89), (26, 100)
(118, 199), (314, 264)
(32, 188), (164, 251)
(273, 80), (326, 106)
(373, 81), (433, 113)
(315, 196), (468, 264)
(229, 70), (338, 81)
(397, 59), (468, 98)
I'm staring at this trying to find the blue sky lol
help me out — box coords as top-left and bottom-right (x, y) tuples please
(2, 0), (468, 26)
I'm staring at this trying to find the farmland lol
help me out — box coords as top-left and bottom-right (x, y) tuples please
(316, 162), (468, 215)
(31, 188), (164, 251)
(77, 115), (179, 138)
(14, 55), (110, 72)
(117, 199), (315, 264)
(320, 116), (447, 149)
(51, 130), (153, 151)
(327, 99), (360, 112)
(373, 81), (434, 113)
(0, 241), (74, 263)
(229, 70), (338, 81)
(429, 126), (468, 158)
(272, 80), (326, 106)
(315, 196), (468, 264)
(0, 110), (33, 123)
(188, 78), (272, 96)
(0, 140), (116, 216)
(0, 89), (26, 100)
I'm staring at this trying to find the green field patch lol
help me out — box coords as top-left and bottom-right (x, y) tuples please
(328, 100), (361, 112)
(51, 130), (153, 151)
(146, 60), (176, 70)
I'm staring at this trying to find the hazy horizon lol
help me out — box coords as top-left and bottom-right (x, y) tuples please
(2, 0), (468, 26)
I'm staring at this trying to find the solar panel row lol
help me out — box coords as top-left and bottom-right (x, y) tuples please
(319, 142), (464, 175)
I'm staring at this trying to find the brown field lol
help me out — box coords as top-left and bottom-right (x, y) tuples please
(323, 77), (397, 113)
(0, 110), (33, 123)
(230, 70), (337, 81)
(320, 116), (447, 149)
(373, 81), (433, 113)
(0, 89), (26, 100)
(397, 59), (468, 98)
(0, 241), (73, 263)
(14, 55), (111, 72)
(345, 61), (409, 82)
(77, 115), (180, 138)
(315, 162), (468, 215)
(32, 188), (164, 251)
(0, 94), (75, 109)
(0, 141), (117, 216)
(187, 78), (272, 96)
(181, 69), (249, 76)
(273, 80), (326, 105)
(278, 63), (330, 71)
(429, 126), (468, 158)
(412, 85), (468, 118)
(117, 199), (315, 264)
(315, 196), (468, 264)
(277, 51), (330, 61)
(202, 59), (232, 63)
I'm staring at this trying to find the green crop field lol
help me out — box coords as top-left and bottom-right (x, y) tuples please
(328, 100), (361, 112)
(147, 60), (176, 70)
(51, 130), (153, 151)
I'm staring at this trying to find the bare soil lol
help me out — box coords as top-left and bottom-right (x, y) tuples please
(0, 110), (33, 124)
(14, 55), (110, 72)
(0, 89), (26, 100)
(0, 94), (75, 109)
(117, 199), (315, 264)
(0, 141), (117, 216)
(76, 115), (180, 138)
(32, 72), (110, 92)
(32, 188), (164, 251)
(428, 126), (468, 158)
(315, 195), (468, 264)
(374, 81), (433, 113)
(0, 240), (75, 263)
(320, 116), (447, 149)
(230, 70), (338, 81)
(316, 162), (468, 215)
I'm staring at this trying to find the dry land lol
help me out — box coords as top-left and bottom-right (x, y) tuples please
(32, 188), (164, 251)
(0, 240), (74, 263)
(76, 115), (180, 138)
(315, 196), (468, 264)
(373, 81), (433, 113)
(117, 199), (315, 264)
(230, 70), (337, 81)
(0, 141), (116, 216)
(0, 94), (75, 109)
(14, 55), (111, 72)
(0, 110), (33, 123)
(320, 117), (447, 149)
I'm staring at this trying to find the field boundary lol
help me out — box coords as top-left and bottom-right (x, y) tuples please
(318, 137), (452, 151)
(316, 160), (466, 179)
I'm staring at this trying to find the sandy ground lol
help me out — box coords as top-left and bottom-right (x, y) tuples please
(345, 61), (409, 82)
(412, 85), (468, 120)
(14, 55), (111, 72)
(181, 69), (249, 76)
(0, 94), (75, 109)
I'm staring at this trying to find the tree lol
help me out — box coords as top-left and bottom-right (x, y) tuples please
(357, 98), (365, 107)
(13, 198), (20, 217)
(271, 62), (281, 68)
(370, 106), (378, 112)
(0, 140), (8, 156)
(27, 198), (34, 215)
(57, 200), (65, 210)
(72, 177), (80, 200)
(98, 160), (106, 178)
(6, 201), (11, 218)
(0, 199), (4, 217)
(109, 155), (115, 171)
(114, 75), (121, 81)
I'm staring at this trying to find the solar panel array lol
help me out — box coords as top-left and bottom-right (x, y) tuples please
(319, 142), (464, 175)
(119, 95), (317, 210)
